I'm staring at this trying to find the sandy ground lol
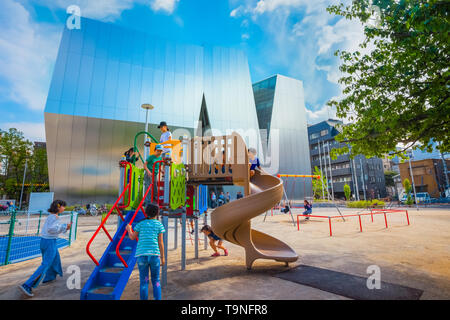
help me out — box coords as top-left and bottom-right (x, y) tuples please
(1, 207), (449, 300)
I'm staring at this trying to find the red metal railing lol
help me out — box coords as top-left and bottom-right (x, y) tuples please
(297, 208), (410, 237)
(115, 160), (164, 268)
(86, 162), (133, 266)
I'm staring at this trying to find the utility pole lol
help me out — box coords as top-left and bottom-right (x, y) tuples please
(317, 142), (325, 200)
(322, 140), (330, 201)
(327, 141), (335, 201)
(408, 151), (419, 210)
(440, 151), (449, 197)
(19, 159), (28, 210)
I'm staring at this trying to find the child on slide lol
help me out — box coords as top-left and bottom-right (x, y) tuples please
(201, 225), (228, 257)
(248, 148), (261, 178)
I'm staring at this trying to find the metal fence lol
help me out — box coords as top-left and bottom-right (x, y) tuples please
(0, 211), (78, 266)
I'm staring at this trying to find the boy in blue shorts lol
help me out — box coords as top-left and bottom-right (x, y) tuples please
(201, 225), (228, 257)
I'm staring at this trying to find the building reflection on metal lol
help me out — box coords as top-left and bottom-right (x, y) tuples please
(44, 17), (263, 204)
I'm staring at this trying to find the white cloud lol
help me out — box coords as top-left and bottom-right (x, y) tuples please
(317, 18), (365, 55)
(36, 0), (180, 21)
(306, 104), (337, 124)
(1, 122), (46, 142)
(150, 0), (180, 14)
(0, 0), (61, 111)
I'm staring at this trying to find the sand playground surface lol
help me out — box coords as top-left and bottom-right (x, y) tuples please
(1, 207), (449, 300)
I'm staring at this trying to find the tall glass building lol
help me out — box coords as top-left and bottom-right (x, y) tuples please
(44, 17), (310, 204)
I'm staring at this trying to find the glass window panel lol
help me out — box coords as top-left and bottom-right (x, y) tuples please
(68, 29), (83, 54)
(60, 101), (74, 116)
(88, 106), (102, 119)
(89, 58), (107, 106)
(120, 29), (133, 64)
(107, 25), (122, 61)
(103, 59), (119, 107)
(165, 42), (175, 73)
(132, 31), (145, 66)
(163, 71), (174, 116)
(74, 103), (88, 118)
(48, 44), (69, 102)
(128, 65), (143, 109)
(116, 62), (131, 108)
(95, 22), (110, 59)
(45, 99), (60, 114)
(76, 55), (94, 104)
(144, 35), (156, 68)
(61, 52), (82, 102)
(102, 107), (115, 120)
(81, 19), (99, 57)
(141, 66), (154, 107)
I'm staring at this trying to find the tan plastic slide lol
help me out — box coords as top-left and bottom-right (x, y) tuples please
(211, 170), (299, 269)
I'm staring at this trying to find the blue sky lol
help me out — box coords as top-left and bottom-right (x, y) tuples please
(0, 0), (363, 142)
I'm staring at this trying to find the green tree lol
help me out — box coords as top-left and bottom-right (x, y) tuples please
(403, 178), (414, 204)
(344, 183), (351, 201)
(0, 128), (33, 199)
(384, 170), (398, 187)
(29, 146), (49, 192)
(312, 166), (329, 199)
(327, 0), (450, 159)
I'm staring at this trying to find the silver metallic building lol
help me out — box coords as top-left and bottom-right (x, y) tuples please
(253, 75), (312, 200)
(44, 18), (310, 204)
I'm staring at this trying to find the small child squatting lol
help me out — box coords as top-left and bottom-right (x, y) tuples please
(201, 225), (228, 257)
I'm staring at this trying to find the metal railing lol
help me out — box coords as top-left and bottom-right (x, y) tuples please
(297, 208), (410, 237)
(115, 160), (164, 268)
(86, 162), (132, 266)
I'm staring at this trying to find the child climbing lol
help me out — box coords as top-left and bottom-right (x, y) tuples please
(201, 225), (228, 257)
(144, 144), (163, 204)
(158, 121), (172, 159)
(248, 147), (261, 178)
(124, 147), (139, 164)
(126, 203), (165, 300)
(302, 199), (313, 220)
(19, 200), (71, 298)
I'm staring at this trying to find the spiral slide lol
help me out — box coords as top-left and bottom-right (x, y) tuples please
(211, 170), (298, 269)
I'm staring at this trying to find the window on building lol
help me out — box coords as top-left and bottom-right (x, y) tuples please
(310, 133), (319, 140)
(320, 129), (328, 136)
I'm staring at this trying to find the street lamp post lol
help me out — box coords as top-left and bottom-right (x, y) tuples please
(141, 104), (154, 161)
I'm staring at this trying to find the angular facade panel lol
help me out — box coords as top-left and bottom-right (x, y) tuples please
(253, 75), (312, 200)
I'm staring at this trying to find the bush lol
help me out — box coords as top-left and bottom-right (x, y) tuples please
(346, 200), (385, 208)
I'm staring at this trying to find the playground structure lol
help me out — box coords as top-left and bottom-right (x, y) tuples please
(0, 211), (78, 266)
(80, 131), (298, 300)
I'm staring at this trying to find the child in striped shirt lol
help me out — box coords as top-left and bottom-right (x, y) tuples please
(126, 203), (165, 300)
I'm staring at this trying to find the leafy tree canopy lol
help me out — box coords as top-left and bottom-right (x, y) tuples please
(327, 0), (449, 160)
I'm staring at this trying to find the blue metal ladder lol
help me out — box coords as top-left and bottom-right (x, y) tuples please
(80, 209), (145, 300)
